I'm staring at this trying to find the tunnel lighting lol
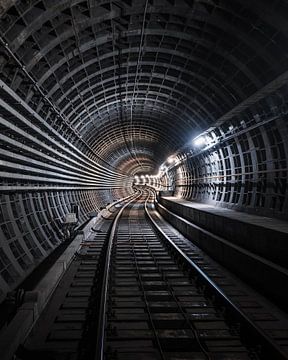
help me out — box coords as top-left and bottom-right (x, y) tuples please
(167, 156), (176, 164)
(193, 136), (206, 147)
(141, 175), (145, 179)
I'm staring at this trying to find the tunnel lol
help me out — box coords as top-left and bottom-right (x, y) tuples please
(0, 0), (288, 359)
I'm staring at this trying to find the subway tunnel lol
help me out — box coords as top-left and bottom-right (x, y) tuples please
(0, 0), (288, 359)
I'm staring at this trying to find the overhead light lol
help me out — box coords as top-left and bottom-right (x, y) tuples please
(193, 136), (206, 147)
(167, 156), (176, 164)
(160, 164), (168, 171)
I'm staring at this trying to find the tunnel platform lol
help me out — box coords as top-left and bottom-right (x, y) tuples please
(157, 196), (288, 309)
(159, 196), (288, 267)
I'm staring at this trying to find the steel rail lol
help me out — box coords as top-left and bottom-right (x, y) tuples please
(94, 190), (143, 360)
(130, 237), (166, 360)
(144, 189), (288, 360)
(105, 192), (137, 214)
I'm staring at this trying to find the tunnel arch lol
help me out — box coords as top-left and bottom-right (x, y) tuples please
(0, 0), (288, 302)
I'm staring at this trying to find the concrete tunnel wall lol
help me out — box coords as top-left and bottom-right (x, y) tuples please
(0, 0), (288, 304)
(164, 109), (288, 219)
(0, 83), (134, 302)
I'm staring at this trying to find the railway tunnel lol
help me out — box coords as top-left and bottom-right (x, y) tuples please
(0, 0), (288, 359)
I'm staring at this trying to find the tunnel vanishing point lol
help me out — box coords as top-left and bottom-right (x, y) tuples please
(0, 1), (288, 360)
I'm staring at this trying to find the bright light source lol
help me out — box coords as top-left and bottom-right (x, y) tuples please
(167, 156), (175, 164)
(134, 175), (139, 179)
(141, 175), (145, 179)
(193, 136), (206, 147)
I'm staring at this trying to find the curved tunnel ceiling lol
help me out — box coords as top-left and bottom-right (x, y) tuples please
(1, 0), (288, 174)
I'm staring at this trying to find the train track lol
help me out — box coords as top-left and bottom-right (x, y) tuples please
(20, 189), (288, 360)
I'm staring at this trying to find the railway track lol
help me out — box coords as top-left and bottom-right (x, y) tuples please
(19, 189), (288, 360)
